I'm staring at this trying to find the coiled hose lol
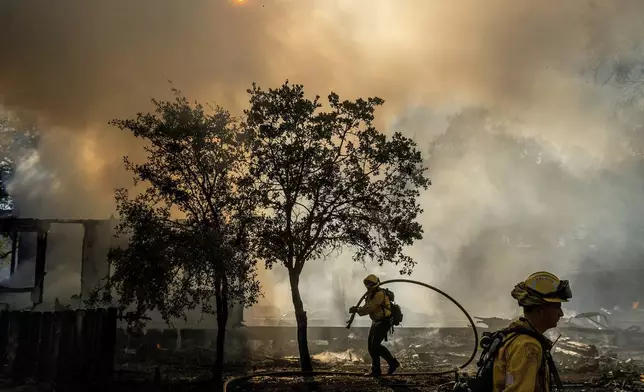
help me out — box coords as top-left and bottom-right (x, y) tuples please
(223, 279), (479, 391)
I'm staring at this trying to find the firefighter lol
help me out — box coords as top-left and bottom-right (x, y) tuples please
(493, 271), (571, 392)
(349, 274), (400, 376)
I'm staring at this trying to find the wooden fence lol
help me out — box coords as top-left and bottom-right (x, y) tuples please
(0, 308), (117, 383)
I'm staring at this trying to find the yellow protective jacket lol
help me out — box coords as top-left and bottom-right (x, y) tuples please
(356, 275), (392, 321)
(492, 318), (552, 392)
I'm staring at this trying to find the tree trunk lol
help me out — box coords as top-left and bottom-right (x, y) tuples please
(213, 275), (229, 383)
(288, 267), (313, 371)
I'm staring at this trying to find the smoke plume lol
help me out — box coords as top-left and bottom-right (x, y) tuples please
(1, 0), (644, 321)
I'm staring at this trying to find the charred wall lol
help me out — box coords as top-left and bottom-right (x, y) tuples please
(1, 218), (244, 326)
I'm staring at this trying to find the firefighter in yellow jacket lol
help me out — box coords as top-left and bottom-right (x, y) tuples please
(349, 274), (400, 376)
(493, 271), (571, 392)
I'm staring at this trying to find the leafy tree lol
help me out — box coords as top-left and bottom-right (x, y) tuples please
(241, 81), (430, 371)
(99, 91), (260, 381)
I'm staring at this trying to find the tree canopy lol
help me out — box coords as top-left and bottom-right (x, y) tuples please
(244, 82), (430, 275)
(97, 91), (261, 380)
(241, 81), (430, 370)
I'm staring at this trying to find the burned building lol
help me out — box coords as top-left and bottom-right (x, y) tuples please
(0, 218), (117, 306)
(0, 217), (243, 327)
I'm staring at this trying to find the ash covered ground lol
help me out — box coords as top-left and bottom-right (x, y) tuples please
(109, 313), (644, 391)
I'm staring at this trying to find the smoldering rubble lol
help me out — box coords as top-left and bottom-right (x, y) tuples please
(112, 310), (644, 389)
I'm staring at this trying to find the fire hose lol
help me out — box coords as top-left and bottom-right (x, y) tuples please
(223, 279), (479, 391)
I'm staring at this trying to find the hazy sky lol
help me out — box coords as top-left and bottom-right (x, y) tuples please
(1, 0), (639, 215)
(2, 0), (644, 320)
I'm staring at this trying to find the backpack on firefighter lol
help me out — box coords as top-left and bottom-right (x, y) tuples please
(460, 326), (562, 392)
(381, 288), (403, 327)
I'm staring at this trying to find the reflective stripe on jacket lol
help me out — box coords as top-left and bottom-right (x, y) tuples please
(492, 318), (551, 392)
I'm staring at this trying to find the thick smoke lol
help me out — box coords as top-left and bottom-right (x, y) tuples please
(1, 0), (644, 322)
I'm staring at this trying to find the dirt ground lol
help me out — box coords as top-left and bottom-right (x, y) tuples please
(0, 361), (638, 392)
(103, 359), (643, 392)
(221, 363), (642, 392)
(227, 374), (456, 392)
(12, 322), (635, 392)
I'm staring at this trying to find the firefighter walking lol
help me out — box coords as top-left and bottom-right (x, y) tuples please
(349, 274), (401, 377)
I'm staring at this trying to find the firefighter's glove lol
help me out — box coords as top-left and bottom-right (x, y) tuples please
(349, 306), (358, 314)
